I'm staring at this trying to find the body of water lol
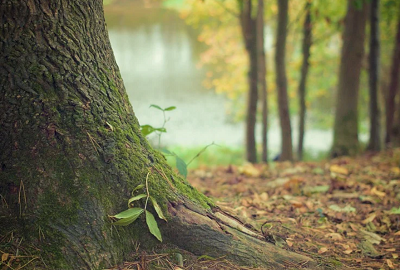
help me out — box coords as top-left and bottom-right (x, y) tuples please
(104, 0), (364, 158)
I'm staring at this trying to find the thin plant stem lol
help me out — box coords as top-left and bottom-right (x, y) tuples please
(144, 171), (150, 210)
(187, 142), (219, 166)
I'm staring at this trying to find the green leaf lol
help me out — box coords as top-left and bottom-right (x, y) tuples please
(154, 127), (167, 133)
(146, 210), (162, 242)
(164, 106), (176, 111)
(329, 204), (356, 213)
(132, 184), (145, 193)
(161, 148), (173, 155)
(175, 156), (187, 178)
(304, 185), (330, 194)
(149, 104), (163, 111)
(112, 208), (144, 219)
(150, 196), (167, 221)
(141, 125), (155, 136)
(112, 213), (141, 226)
(128, 194), (147, 207)
(389, 207), (400, 214)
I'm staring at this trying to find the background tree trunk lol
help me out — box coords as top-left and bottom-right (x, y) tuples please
(297, 1), (312, 161)
(275, 0), (293, 161)
(367, 0), (382, 151)
(0, 0), (317, 269)
(385, 6), (400, 146)
(332, 0), (368, 157)
(257, 0), (268, 162)
(239, 0), (258, 163)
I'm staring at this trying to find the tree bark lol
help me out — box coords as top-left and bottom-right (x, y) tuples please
(297, 1), (312, 161)
(275, 0), (293, 161)
(257, 0), (268, 162)
(0, 0), (317, 269)
(385, 6), (400, 146)
(332, 0), (368, 157)
(239, 0), (258, 163)
(367, 0), (382, 151)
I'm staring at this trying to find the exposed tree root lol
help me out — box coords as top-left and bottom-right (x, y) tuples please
(162, 201), (319, 269)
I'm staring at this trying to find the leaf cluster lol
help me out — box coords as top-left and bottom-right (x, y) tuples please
(109, 177), (166, 242)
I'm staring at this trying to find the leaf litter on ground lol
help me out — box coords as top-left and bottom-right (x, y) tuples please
(187, 149), (400, 270)
(105, 149), (400, 270)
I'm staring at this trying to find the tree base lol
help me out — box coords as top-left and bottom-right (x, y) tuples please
(162, 201), (319, 269)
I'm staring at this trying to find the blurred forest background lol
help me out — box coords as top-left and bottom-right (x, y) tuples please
(103, 0), (400, 166)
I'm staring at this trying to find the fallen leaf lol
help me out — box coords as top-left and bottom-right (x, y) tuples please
(1, 253), (9, 262)
(349, 223), (359, 232)
(358, 240), (383, 258)
(386, 259), (394, 269)
(303, 185), (330, 194)
(325, 233), (343, 241)
(330, 165), (349, 175)
(343, 249), (353, 254)
(371, 186), (386, 198)
(362, 213), (377, 224)
(290, 200), (303, 208)
(238, 163), (260, 177)
(395, 231), (400, 236)
(392, 254), (398, 259)
(390, 167), (400, 175)
(318, 247), (328, 254)
(329, 204), (356, 213)
(360, 229), (385, 244)
(259, 192), (269, 201)
(389, 207), (400, 215)
(266, 177), (289, 188)
(286, 239), (294, 247)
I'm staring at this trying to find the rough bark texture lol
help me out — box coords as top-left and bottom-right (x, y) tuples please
(367, 0), (381, 151)
(385, 6), (400, 146)
(297, 1), (312, 161)
(332, 0), (367, 157)
(275, 0), (293, 161)
(257, 0), (268, 162)
(239, 0), (258, 163)
(0, 0), (318, 269)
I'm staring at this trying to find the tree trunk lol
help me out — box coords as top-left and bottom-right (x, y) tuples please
(385, 6), (400, 146)
(367, 0), (382, 151)
(297, 1), (312, 161)
(0, 0), (317, 269)
(239, 0), (258, 163)
(257, 0), (268, 163)
(332, 0), (368, 157)
(275, 0), (293, 161)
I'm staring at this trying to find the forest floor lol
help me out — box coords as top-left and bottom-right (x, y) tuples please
(185, 149), (400, 270)
(5, 149), (399, 270)
(117, 148), (400, 270)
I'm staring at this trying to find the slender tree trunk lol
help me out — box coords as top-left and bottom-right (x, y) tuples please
(0, 0), (318, 269)
(275, 0), (293, 161)
(239, 0), (258, 163)
(297, 1), (312, 161)
(385, 6), (400, 146)
(367, 0), (381, 151)
(257, 0), (268, 162)
(332, 0), (368, 157)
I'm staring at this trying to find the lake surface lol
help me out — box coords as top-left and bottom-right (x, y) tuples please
(104, 0), (361, 158)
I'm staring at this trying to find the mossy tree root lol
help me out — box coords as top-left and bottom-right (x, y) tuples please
(162, 201), (318, 269)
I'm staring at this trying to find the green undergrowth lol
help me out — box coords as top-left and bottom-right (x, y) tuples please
(164, 145), (244, 169)
(163, 145), (330, 169)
